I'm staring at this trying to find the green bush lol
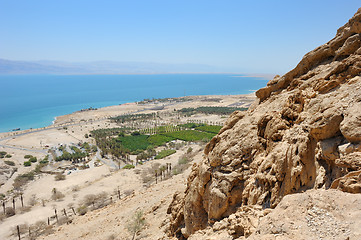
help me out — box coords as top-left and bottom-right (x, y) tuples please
(123, 164), (135, 169)
(24, 161), (31, 167)
(70, 146), (82, 153)
(0, 151), (7, 158)
(187, 147), (193, 154)
(4, 160), (15, 166)
(35, 161), (48, 173)
(77, 205), (88, 215)
(5, 154), (12, 158)
(155, 149), (176, 159)
(24, 155), (33, 159)
(17, 172), (35, 180)
(29, 157), (37, 163)
(56, 150), (87, 161)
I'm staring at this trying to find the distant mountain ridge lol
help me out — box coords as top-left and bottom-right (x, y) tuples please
(0, 59), (234, 74)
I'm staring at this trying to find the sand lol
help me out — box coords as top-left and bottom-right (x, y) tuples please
(0, 94), (255, 239)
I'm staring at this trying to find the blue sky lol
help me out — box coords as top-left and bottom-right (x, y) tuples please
(0, 0), (360, 74)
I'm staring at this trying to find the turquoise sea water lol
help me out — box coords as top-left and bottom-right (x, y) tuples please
(0, 74), (268, 133)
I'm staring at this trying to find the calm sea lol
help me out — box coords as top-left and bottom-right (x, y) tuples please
(0, 74), (268, 132)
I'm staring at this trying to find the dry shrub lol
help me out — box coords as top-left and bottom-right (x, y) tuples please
(0, 213), (5, 222)
(51, 189), (65, 201)
(13, 172), (35, 190)
(72, 185), (80, 192)
(19, 206), (32, 213)
(140, 162), (162, 186)
(77, 205), (88, 215)
(172, 152), (194, 175)
(123, 190), (134, 197)
(82, 192), (109, 210)
(72, 193), (78, 200)
(107, 234), (117, 240)
(5, 207), (15, 217)
(28, 194), (37, 206)
(57, 216), (71, 225)
(172, 164), (188, 175)
(12, 223), (29, 236)
(148, 163), (161, 175)
(83, 194), (96, 207)
(142, 175), (153, 185)
(54, 173), (66, 181)
(29, 220), (54, 238)
(127, 210), (146, 239)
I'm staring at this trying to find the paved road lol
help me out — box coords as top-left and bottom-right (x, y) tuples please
(93, 148), (118, 169)
(0, 143), (48, 154)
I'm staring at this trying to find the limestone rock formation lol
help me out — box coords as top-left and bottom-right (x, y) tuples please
(182, 189), (361, 240)
(250, 189), (361, 240)
(167, 8), (361, 239)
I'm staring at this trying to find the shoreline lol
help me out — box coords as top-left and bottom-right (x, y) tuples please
(0, 93), (256, 138)
(0, 74), (269, 134)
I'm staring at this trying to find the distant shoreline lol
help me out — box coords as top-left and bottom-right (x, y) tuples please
(0, 74), (268, 133)
(0, 93), (256, 137)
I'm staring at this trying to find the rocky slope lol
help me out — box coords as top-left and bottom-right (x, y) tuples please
(167, 8), (361, 239)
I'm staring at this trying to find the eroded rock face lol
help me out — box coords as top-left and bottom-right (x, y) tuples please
(184, 190), (361, 240)
(250, 189), (361, 240)
(167, 8), (361, 239)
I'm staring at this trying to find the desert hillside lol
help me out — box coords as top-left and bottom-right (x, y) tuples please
(0, 94), (256, 240)
(6, 7), (360, 240)
(167, 8), (361, 239)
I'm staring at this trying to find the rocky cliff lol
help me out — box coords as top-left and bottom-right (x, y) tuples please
(167, 8), (361, 239)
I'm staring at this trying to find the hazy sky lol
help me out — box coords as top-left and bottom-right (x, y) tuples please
(1, 0), (360, 74)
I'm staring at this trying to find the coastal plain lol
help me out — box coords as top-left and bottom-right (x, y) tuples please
(0, 93), (255, 239)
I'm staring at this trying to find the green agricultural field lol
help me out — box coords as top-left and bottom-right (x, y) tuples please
(93, 123), (220, 156)
(178, 106), (247, 115)
(179, 123), (205, 129)
(195, 125), (222, 134)
(162, 130), (215, 141)
(115, 135), (151, 152)
(155, 149), (176, 159)
(147, 134), (175, 146)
